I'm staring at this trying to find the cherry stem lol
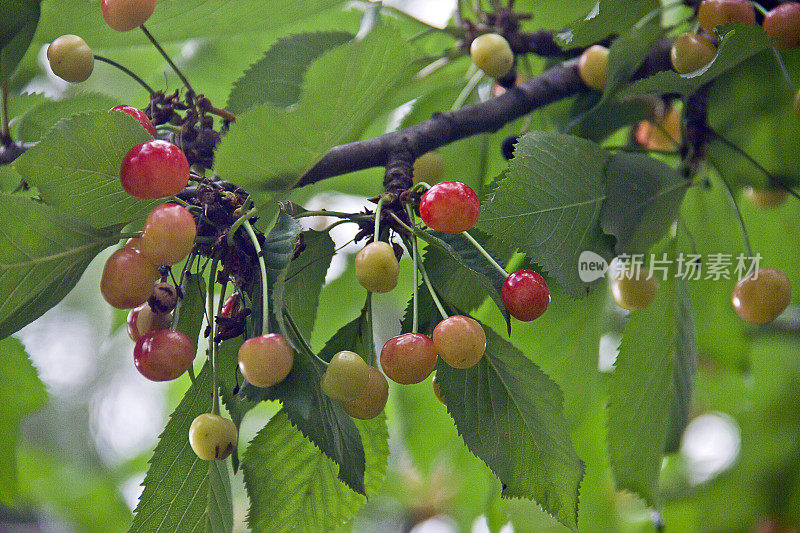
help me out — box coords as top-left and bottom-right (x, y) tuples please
(1, 81), (10, 145)
(770, 48), (796, 93)
(93, 55), (156, 95)
(243, 220), (270, 335)
(452, 70), (484, 111)
(461, 230), (510, 278)
(752, 1), (769, 16)
(418, 253), (449, 320)
(710, 160), (755, 258)
(282, 308), (328, 367)
(140, 24), (195, 95)
(207, 255), (221, 415)
(374, 195), (389, 239)
(405, 205), (420, 334)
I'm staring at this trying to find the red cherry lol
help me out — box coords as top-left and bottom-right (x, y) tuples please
(100, 247), (160, 309)
(111, 105), (157, 137)
(220, 294), (242, 318)
(501, 269), (550, 321)
(120, 140), (190, 200)
(419, 181), (481, 233)
(133, 329), (195, 381)
(380, 333), (438, 385)
(139, 203), (197, 265)
(763, 3), (800, 49)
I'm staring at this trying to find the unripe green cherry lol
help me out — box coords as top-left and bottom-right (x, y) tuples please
(413, 152), (445, 185)
(610, 268), (659, 311)
(670, 33), (717, 75)
(189, 413), (238, 461)
(744, 187), (788, 208)
(432, 315), (486, 369)
(343, 367), (389, 420)
(577, 45), (609, 91)
(763, 3), (800, 49)
(101, 248), (160, 309)
(354, 241), (399, 294)
(732, 268), (792, 324)
(697, 0), (755, 36)
(140, 203), (197, 265)
(47, 35), (94, 83)
(470, 33), (514, 79)
(102, 0), (157, 32)
(321, 351), (370, 403)
(238, 334), (295, 388)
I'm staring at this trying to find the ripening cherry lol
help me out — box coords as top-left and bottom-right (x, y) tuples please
(731, 268), (792, 324)
(238, 334), (295, 388)
(321, 351), (371, 403)
(102, 0), (158, 32)
(354, 241), (400, 294)
(635, 106), (682, 151)
(126, 304), (171, 342)
(220, 294), (242, 318)
(670, 33), (717, 75)
(744, 187), (788, 208)
(111, 105), (157, 137)
(133, 328), (195, 381)
(577, 45), (609, 92)
(470, 33), (514, 79)
(120, 140), (190, 200)
(432, 315), (486, 369)
(610, 268), (659, 311)
(101, 248), (160, 309)
(139, 203), (197, 265)
(697, 0), (755, 36)
(189, 413), (238, 461)
(432, 371), (445, 404)
(763, 3), (800, 49)
(419, 181), (481, 233)
(46, 35), (94, 83)
(380, 333), (438, 385)
(343, 367), (389, 420)
(413, 152), (445, 185)
(501, 269), (551, 321)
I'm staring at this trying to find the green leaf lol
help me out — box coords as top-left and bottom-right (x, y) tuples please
(601, 152), (689, 255)
(0, 194), (116, 340)
(607, 273), (681, 506)
(174, 271), (206, 347)
(436, 325), (584, 530)
(0, 337), (46, 504)
(13, 111), (156, 229)
(557, 0), (659, 48)
(418, 229), (511, 331)
(17, 93), (120, 141)
(665, 279), (698, 453)
(317, 298), (374, 365)
(257, 209), (302, 334)
(131, 364), (234, 533)
(226, 31), (352, 114)
(623, 24), (774, 98)
(0, 0), (40, 82)
(477, 131), (614, 297)
(242, 408), (388, 532)
(215, 23), (420, 204)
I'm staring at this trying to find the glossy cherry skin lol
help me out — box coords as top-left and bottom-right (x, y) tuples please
(501, 270), (551, 321)
(343, 367), (389, 420)
(419, 181), (481, 233)
(671, 33), (717, 74)
(47, 35), (94, 83)
(102, 0), (157, 31)
(380, 333), (438, 385)
(697, 0), (755, 36)
(111, 105), (157, 137)
(238, 334), (295, 388)
(189, 413), (238, 461)
(611, 268), (659, 311)
(126, 304), (171, 342)
(577, 45), (609, 91)
(120, 140), (190, 200)
(139, 203), (197, 265)
(763, 3), (800, 49)
(732, 268), (792, 324)
(220, 294), (242, 318)
(354, 241), (400, 294)
(432, 315), (486, 369)
(470, 33), (514, 78)
(133, 329), (195, 381)
(321, 351), (371, 403)
(100, 248), (160, 309)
